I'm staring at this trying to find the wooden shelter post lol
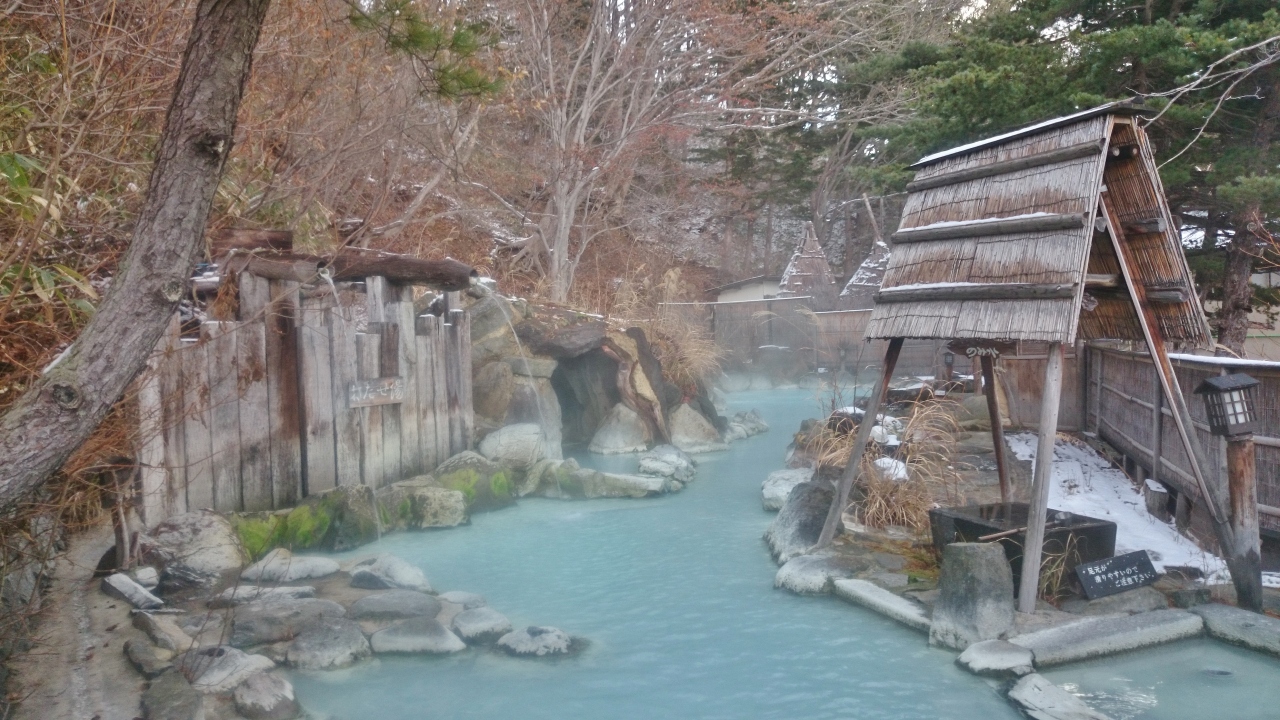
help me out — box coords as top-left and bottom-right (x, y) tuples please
(817, 337), (904, 549)
(980, 355), (1011, 505)
(1017, 343), (1066, 613)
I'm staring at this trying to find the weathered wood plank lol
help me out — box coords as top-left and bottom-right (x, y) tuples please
(238, 272), (272, 322)
(379, 315), (402, 485)
(875, 282), (1077, 304)
(349, 378), (405, 407)
(329, 305), (363, 486)
(138, 334), (167, 527)
(366, 276), (387, 323)
(204, 322), (242, 512)
(891, 213), (1086, 244)
(181, 336), (214, 511)
(158, 315), (188, 518)
(357, 332), (385, 486)
(427, 315), (450, 464)
(394, 301), (422, 477)
(453, 308), (474, 452)
(298, 296), (337, 495)
(266, 279), (302, 507)
(444, 314), (464, 455)
(236, 321), (272, 511)
(414, 317), (439, 472)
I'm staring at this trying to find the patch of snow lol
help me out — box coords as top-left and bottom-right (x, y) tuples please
(1264, 572), (1280, 589)
(873, 457), (909, 481)
(1169, 353), (1280, 369)
(1005, 433), (1229, 582)
(1143, 478), (1167, 494)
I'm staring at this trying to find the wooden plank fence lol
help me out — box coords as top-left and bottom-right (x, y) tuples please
(1085, 345), (1280, 540)
(137, 272), (473, 524)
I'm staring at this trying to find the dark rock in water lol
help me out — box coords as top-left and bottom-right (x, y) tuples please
(929, 542), (1015, 650)
(125, 639), (172, 679)
(451, 607), (513, 644)
(432, 451), (516, 512)
(234, 672), (301, 720)
(286, 617), (371, 670)
(231, 598), (345, 647)
(763, 481), (833, 563)
(350, 590), (442, 620)
(141, 670), (204, 720)
(637, 445), (696, 483)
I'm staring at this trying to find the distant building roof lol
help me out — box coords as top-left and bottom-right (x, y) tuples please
(706, 275), (782, 294)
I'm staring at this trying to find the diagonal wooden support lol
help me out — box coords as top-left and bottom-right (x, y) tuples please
(817, 337), (904, 549)
(1017, 342), (1066, 612)
(980, 355), (1012, 505)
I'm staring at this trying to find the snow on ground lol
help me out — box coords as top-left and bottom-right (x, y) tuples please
(1005, 433), (1230, 582)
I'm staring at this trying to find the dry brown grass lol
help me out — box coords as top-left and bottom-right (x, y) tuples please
(607, 267), (724, 393)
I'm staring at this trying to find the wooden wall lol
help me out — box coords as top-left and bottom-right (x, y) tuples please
(137, 274), (473, 524)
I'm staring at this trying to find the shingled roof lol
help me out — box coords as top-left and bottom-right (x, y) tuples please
(866, 102), (1212, 347)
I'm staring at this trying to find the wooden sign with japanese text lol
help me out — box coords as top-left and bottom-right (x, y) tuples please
(348, 377), (405, 408)
(1075, 550), (1159, 600)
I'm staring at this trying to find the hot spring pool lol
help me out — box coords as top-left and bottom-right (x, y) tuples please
(288, 389), (1278, 719)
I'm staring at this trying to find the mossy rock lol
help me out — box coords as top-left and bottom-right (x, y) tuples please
(432, 451), (516, 513)
(377, 479), (469, 530)
(232, 485), (377, 556)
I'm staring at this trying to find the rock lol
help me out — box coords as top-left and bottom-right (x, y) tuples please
(504, 375), (564, 462)
(133, 566), (160, 589)
(1009, 609), (1204, 667)
(230, 597), (346, 647)
(370, 617), (467, 654)
(1007, 674), (1111, 720)
(432, 451), (516, 512)
(1191, 603), (1280, 658)
(125, 639), (173, 679)
(176, 646), (275, 693)
(1170, 587), (1212, 608)
(473, 361), (515, 421)
(871, 572), (910, 589)
(301, 484), (381, 552)
(731, 409), (769, 436)
(763, 481), (832, 563)
(378, 480), (469, 529)
(478, 423), (548, 468)
(517, 459), (556, 497)
(348, 554), (432, 592)
(774, 551), (872, 594)
(101, 572), (164, 609)
(234, 672), (301, 720)
(138, 510), (248, 591)
(515, 319), (607, 358)
(1060, 586), (1168, 616)
(929, 542), (1016, 650)
(871, 457), (908, 481)
(210, 585), (316, 608)
(350, 590), (442, 620)
(955, 639), (1035, 678)
(286, 617), (371, 670)
(507, 356), (558, 378)
(451, 607), (513, 644)
(954, 394), (1010, 432)
(134, 612), (197, 652)
(668, 403), (728, 453)
(141, 670), (204, 720)
(588, 403), (652, 454)
(439, 591), (486, 609)
(723, 422), (749, 442)
(241, 548), (339, 583)
(581, 471), (670, 498)
(871, 552), (907, 570)
(761, 468), (813, 511)
(637, 445), (696, 483)
(832, 579), (931, 632)
(496, 626), (573, 657)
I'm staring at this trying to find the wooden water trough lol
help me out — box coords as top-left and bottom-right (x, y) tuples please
(816, 102), (1257, 612)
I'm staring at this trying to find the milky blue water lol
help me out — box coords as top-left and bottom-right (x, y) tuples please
(287, 389), (1279, 719)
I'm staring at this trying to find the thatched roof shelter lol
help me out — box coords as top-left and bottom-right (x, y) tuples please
(866, 102), (1212, 347)
(778, 222), (839, 310)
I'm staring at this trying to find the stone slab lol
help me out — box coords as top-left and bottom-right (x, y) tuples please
(832, 579), (930, 633)
(956, 639), (1034, 678)
(1060, 586), (1168, 616)
(1007, 673), (1111, 720)
(1191, 603), (1280, 659)
(1009, 609), (1204, 667)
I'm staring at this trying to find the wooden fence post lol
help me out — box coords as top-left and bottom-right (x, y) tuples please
(159, 315), (188, 518)
(236, 321), (272, 511)
(298, 295), (337, 495)
(356, 331), (384, 487)
(205, 321), (242, 512)
(329, 303), (362, 486)
(1018, 342), (1065, 613)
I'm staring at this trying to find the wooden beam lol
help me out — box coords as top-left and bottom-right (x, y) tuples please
(892, 213), (1086, 244)
(1018, 342), (1066, 613)
(1085, 273), (1120, 288)
(1122, 216), (1167, 235)
(817, 337), (904, 549)
(906, 140), (1106, 193)
(980, 355), (1011, 505)
(875, 282), (1076, 304)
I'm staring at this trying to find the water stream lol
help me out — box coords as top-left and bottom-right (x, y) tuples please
(289, 389), (1276, 719)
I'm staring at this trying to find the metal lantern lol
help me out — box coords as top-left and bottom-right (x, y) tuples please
(1194, 373), (1260, 438)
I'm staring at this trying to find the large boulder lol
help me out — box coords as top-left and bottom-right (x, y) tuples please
(774, 551), (872, 594)
(588, 403), (652, 454)
(761, 468), (814, 511)
(234, 485), (381, 557)
(349, 554), (432, 592)
(241, 548), (339, 583)
(505, 369), (564, 461)
(285, 617), (371, 670)
(496, 626), (574, 657)
(349, 590), (442, 620)
(764, 481), (833, 563)
(1007, 674), (1110, 720)
(176, 646), (275, 694)
(101, 573), (164, 609)
(637, 445), (696, 483)
(230, 597), (346, 647)
(209, 585), (315, 609)
(472, 361), (515, 422)
(234, 672), (301, 720)
(451, 607), (513, 644)
(479, 423), (548, 469)
(439, 591), (486, 609)
(369, 617), (466, 654)
(139, 511), (248, 591)
(378, 480), (468, 530)
(668, 404), (728, 454)
(929, 542), (1016, 650)
(125, 639), (173, 679)
(141, 670), (204, 720)
(432, 451), (515, 512)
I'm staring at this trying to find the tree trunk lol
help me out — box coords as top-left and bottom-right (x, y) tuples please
(0, 0), (272, 509)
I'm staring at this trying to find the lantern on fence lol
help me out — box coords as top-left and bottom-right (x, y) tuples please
(1194, 373), (1260, 438)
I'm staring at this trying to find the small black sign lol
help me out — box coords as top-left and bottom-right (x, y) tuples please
(1075, 550), (1159, 600)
